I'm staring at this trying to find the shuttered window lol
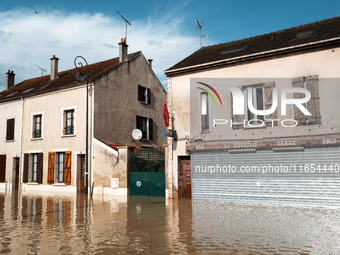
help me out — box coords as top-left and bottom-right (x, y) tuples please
(293, 75), (320, 125)
(37, 153), (43, 184)
(23, 154), (29, 183)
(136, 116), (153, 140)
(0, 155), (6, 183)
(64, 151), (71, 185)
(6, 118), (15, 141)
(138, 85), (151, 104)
(58, 153), (65, 183)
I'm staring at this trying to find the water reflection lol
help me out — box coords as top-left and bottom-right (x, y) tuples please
(0, 191), (339, 254)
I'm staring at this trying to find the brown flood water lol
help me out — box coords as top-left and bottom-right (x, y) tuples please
(0, 191), (339, 254)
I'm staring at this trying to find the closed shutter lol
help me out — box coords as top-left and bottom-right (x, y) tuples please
(306, 75), (320, 124)
(149, 118), (153, 140)
(6, 119), (15, 140)
(138, 85), (142, 101)
(64, 151), (71, 185)
(292, 77), (305, 124)
(264, 81), (277, 125)
(0, 155), (6, 183)
(23, 154), (29, 183)
(48, 152), (54, 184)
(37, 153), (43, 184)
(231, 90), (244, 129)
(147, 88), (151, 104)
(192, 147), (340, 206)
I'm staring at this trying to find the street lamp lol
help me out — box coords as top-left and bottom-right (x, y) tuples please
(74, 56), (89, 195)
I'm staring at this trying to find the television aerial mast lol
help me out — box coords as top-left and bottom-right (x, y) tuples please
(35, 65), (46, 76)
(195, 20), (209, 48)
(117, 11), (132, 42)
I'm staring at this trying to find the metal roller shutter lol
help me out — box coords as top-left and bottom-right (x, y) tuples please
(191, 147), (340, 206)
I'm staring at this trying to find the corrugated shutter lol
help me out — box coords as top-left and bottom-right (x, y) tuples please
(191, 147), (340, 206)
(23, 154), (29, 183)
(0, 155), (6, 183)
(64, 151), (71, 185)
(37, 153), (43, 184)
(48, 152), (54, 184)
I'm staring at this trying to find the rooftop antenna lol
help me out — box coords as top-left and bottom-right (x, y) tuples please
(35, 65), (46, 76)
(195, 20), (209, 48)
(117, 11), (132, 42)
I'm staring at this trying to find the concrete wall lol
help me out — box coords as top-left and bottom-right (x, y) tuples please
(0, 99), (22, 189)
(94, 53), (167, 147)
(167, 47), (340, 196)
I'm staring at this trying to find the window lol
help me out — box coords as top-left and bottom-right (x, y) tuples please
(47, 151), (71, 185)
(6, 118), (15, 141)
(23, 153), (43, 184)
(136, 116), (153, 140)
(245, 86), (265, 124)
(232, 82), (277, 129)
(33, 115), (42, 138)
(138, 85), (151, 104)
(32, 154), (38, 182)
(201, 93), (209, 132)
(58, 153), (65, 183)
(292, 75), (320, 125)
(64, 109), (74, 135)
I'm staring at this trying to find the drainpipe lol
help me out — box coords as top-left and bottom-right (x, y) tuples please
(20, 97), (25, 188)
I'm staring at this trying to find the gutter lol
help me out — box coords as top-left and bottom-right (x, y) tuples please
(165, 37), (340, 75)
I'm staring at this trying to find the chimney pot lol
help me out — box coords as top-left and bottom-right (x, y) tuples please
(6, 70), (15, 90)
(50, 55), (59, 81)
(148, 59), (153, 68)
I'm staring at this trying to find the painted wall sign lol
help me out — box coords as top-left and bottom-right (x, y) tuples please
(187, 135), (340, 152)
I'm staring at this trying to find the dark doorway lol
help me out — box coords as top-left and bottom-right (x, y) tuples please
(181, 160), (191, 198)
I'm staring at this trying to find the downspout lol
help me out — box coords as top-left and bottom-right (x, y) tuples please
(90, 83), (94, 196)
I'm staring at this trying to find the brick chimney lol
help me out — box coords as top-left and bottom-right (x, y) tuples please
(118, 38), (128, 63)
(50, 55), (59, 81)
(6, 70), (15, 90)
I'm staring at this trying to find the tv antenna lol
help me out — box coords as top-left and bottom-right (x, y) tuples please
(35, 65), (46, 76)
(117, 11), (132, 42)
(195, 20), (209, 48)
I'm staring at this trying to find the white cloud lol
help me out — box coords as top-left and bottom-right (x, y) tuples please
(0, 8), (198, 91)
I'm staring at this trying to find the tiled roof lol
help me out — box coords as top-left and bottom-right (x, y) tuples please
(166, 16), (340, 73)
(0, 52), (140, 102)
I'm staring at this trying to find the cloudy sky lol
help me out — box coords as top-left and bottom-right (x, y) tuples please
(0, 0), (339, 91)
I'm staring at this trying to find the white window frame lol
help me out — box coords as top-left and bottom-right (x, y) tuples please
(60, 106), (77, 137)
(30, 111), (44, 140)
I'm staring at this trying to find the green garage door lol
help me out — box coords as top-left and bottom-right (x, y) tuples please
(129, 147), (165, 197)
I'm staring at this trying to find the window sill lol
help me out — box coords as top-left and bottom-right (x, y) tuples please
(31, 137), (43, 141)
(201, 131), (210, 134)
(53, 183), (67, 186)
(139, 101), (149, 105)
(5, 140), (14, 143)
(243, 125), (267, 130)
(27, 182), (39, 185)
(61, 134), (76, 138)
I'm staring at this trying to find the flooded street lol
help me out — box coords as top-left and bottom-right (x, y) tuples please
(0, 191), (339, 254)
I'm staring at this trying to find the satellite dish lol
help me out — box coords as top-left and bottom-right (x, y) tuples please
(132, 129), (142, 140)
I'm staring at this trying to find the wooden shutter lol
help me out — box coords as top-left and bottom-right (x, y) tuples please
(6, 119), (15, 140)
(149, 118), (153, 140)
(292, 77), (305, 124)
(0, 155), (6, 183)
(264, 81), (277, 126)
(23, 153), (29, 183)
(147, 88), (151, 104)
(231, 90), (245, 129)
(138, 85), (142, 101)
(64, 151), (71, 185)
(306, 75), (320, 124)
(48, 152), (54, 184)
(37, 153), (43, 184)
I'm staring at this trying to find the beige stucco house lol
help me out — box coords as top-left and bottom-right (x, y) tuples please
(165, 16), (340, 206)
(0, 39), (167, 196)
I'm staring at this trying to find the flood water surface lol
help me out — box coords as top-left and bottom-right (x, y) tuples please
(0, 192), (339, 254)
